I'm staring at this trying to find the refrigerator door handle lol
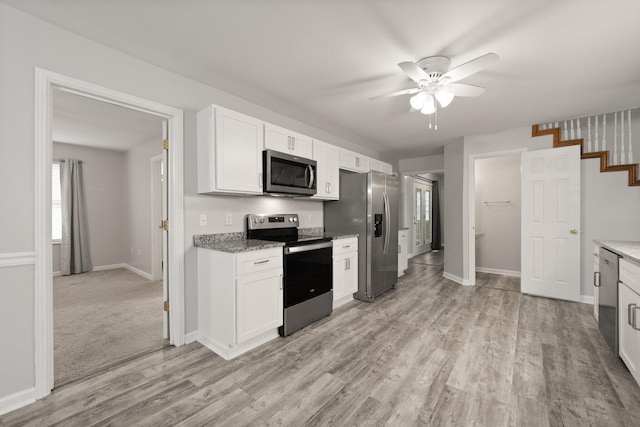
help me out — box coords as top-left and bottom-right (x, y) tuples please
(383, 191), (390, 254)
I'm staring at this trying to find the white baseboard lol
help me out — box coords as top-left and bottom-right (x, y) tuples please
(333, 294), (354, 309)
(123, 264), (153, 281)
(0, 252), (36, 268)
(0, 387), (35, 416)
(476, 267), (521, 277)
(197, 329), (279, 361)
(580, 295), (595, 305)
(185, 331), (198, 344)
(92, 263), (127, 272)
(443, 271), (473, 286)
(54, 263), (152, 281)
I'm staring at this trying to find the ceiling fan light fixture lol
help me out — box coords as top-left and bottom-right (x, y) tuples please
(409, 91), (427, 110)
(420, 94), (436, 115)
(435, 89), (455, 108)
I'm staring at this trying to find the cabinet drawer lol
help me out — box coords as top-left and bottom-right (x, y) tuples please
(235, 248), (283, 276)
(333, 237), (358, 255)
(620, 258), (640, 295)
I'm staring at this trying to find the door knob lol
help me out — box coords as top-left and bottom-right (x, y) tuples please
(570, 229), (578, 234)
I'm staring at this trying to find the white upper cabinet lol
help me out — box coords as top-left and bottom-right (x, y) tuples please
(264, 123), (313, 159)
(197, 105), (264, 195)
(340, 149), (371, 173)
(312, 140), (340, 200)
(371, 159), (393, 175)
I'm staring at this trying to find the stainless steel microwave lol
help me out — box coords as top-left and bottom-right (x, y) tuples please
(263, 149), (317, 196)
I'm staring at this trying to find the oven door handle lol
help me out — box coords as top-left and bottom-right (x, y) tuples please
(284, 241), (333, 254)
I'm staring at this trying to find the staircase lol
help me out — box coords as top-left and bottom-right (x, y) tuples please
(532, 112), (640, 187)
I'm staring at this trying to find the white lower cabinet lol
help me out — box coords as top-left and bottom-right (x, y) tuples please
(333, 237), (358, 308)
(398, 229), (408, 277)
(619, 258), (640, 386)
(197, 247), (283, 360)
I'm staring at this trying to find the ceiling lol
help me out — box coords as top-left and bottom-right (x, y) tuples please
(53, 88), (164, 151)
(7, 0), (640, 159)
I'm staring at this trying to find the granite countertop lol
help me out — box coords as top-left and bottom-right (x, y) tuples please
(594, 240), (640, 264)
(194, 230), (359, 253)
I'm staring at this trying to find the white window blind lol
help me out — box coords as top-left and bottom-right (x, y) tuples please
(52, 162), (62, 241)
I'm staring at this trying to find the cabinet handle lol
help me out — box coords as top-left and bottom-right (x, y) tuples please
(594, 271), (601, 287)
(258, 172), (263, 188)
(254, 259), (270, 265)
(356, 157), (360, 168)
(292, 136), (296, 150)
(326, 182), (330, 194)
(631, 305), (640, 331)
(287, 136), (291, 150)
(345, 258), (350, 270)
(399, 244), (401, 254)
(629, 304), (635, 326)
(280, 274), (283, 290)
(342, 245), (350, 249)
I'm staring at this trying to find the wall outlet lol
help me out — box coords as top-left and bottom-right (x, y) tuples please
(308, 213), (313, 223)
(199, 213), (208, 227)
(225, 213), (233, 226)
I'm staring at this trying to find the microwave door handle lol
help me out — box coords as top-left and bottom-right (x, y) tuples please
(307, 165), (315, 189)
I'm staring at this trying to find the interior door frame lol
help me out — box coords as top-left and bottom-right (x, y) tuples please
(151, 154), (164, 282)
(467, 148), (526, 286)
(412, 177), (433, 255)
(34, 68), (185, 399)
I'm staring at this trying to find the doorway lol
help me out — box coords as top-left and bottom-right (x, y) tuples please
(34, 69), (185, 398)
(413, 177), (433, 255)
(468, 149), (525, 286)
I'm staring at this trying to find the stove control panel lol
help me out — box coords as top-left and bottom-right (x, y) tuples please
(246, 214), (299, 230)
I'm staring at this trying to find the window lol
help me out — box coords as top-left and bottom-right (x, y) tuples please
(52, 162), (62, 242)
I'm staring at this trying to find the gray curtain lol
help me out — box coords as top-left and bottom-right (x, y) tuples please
(431, 181), (442, 250)
(60, 159), (92, 275)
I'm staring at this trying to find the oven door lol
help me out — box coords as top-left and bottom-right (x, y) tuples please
(283, 242), (332, 307)
(264, 149), (317, 196)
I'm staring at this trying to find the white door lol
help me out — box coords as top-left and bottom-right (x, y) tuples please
(162, 122), (169, 339)
(521, 145), (581, 302)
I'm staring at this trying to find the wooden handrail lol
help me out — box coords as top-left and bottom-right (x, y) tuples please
(532, 124), (640, 186)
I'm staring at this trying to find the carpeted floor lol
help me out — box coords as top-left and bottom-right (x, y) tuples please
(54, 268), (167, 386)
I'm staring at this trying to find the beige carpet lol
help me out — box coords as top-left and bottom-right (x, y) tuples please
(54, 268), (167, 386)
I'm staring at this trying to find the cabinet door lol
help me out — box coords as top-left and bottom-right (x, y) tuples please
(398, 230), (408, 276)
(371, 159), (393, 175)
(264, 123), (313, 158)
(333, 251), (358, 301)
(340, 149), (370, 173)
(215, 107), (264, 194)
(236, 269), (283, 343)
(619, 282), (640, 384)
(344, 252), (358, 294)
(332, 253), (348, 301)
(312, 140), (339, 200)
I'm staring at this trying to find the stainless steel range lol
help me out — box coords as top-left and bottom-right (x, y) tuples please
(246, 214), (333, 336)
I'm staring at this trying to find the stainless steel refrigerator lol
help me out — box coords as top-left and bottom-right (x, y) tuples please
(324, 171), (399, 301)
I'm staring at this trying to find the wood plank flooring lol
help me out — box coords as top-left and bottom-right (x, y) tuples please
(3, 250), (640, 426)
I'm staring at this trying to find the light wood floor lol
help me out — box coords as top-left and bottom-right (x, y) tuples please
(3, 251), (640, 426)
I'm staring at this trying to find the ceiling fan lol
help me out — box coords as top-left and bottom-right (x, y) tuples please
(372, 52), (499, 128)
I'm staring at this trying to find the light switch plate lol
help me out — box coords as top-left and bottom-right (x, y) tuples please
(199, 214), (208, 227)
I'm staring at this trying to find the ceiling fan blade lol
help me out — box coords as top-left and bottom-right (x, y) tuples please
(369, 87), (421, 100)
(398, 61), (430, 83)
(450, 83), (486, 97)
(442, 53), (499, 83)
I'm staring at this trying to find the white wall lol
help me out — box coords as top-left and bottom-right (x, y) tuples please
(0, 3), (387, 406)
(474, 155), (521, 274)
(124, 136), (163, 276)
(52, 143), (127, 272)
(442, 124), (640, 299)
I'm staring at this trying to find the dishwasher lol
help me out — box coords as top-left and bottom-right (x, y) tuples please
(599, 247), (621, 354)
